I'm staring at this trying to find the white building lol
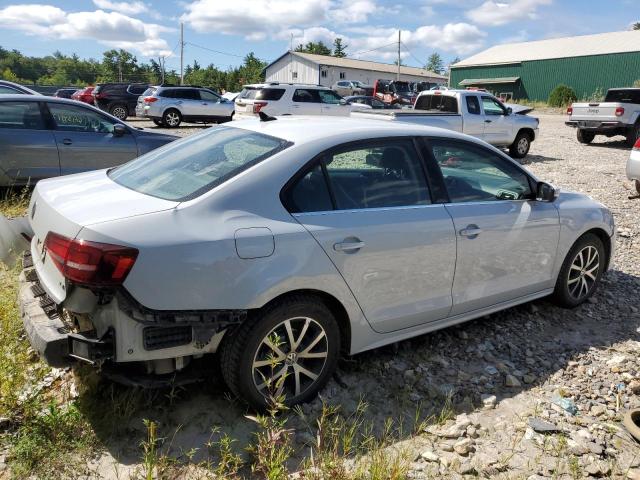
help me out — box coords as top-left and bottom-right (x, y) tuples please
(264, 51), (447, 87)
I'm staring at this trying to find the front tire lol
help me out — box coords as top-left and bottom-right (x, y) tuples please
(509, 131), (531, 158)
(577, 129), (595, 144)
(162, 109), (182, 128)
(552, 233), (605, 308)
(220, 295), (340, 411)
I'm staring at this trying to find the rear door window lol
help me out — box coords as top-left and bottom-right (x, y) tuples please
(0, 101), (45, 129)
(466, 96), (480, 114)
(283, 164), (333, 213)
(255, 88), (285, 101)
(199, 89), (221, 101)
(47, 103), (115, 133)
(293, 89), (321, 103)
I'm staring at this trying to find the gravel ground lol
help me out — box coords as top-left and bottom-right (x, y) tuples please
(18, 115), (640, 478)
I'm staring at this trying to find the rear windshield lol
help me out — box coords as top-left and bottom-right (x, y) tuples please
(414, 94), (458, 113)
(604, 89), (640, 104)
(237, 87), (260, 100)
(109, 126), (291, 201)
(255, 88), (286, 101)
(391, 82), (410, 94)
(142, 87), (157, 96)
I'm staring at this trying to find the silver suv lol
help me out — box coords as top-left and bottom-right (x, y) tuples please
(136, 86), (235, 127)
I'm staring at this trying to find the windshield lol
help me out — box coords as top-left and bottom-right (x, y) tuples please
(109, 126), (291, 201)
(237, 87), (260, 100)
(392, 82), (411, 94)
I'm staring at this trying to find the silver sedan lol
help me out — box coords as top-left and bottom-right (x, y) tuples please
(21, 117), (614, 409)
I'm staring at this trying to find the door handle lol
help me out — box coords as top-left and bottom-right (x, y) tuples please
(62, 138), (72, 145)
(459, 225), (482, 238)
(201, 102), (208, 105)
(333, 240), (365, 252)
(292, 105), (300, 108)
(484, 119), (492, 123)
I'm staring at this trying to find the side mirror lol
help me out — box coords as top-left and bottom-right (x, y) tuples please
(113, 124), (127, 137)
(220, 98), (228, 103)
(506, 107), (513, 115)
(339, 99), (347, 106)
(536, 181), (558, 202)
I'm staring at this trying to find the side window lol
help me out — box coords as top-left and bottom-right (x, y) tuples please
(293, 89), (320, 103)
(324, 140), (430, 210)
(48, 103), (115, 133)
(482, 96), (506, 115)
(321, 70), (327, 78)
(127, 85), (147, 95)
(318, 90), (342, 104)
(181, 89), (200, 100)
(283, 164), (333, 213)
(199, 90), (220, 101)
(0, 86), (20, 94)
(431, 140), (533, 203)
(0, 102), (44, 129)
(466, 96), (480, 115)
(339, 72), (346, 79)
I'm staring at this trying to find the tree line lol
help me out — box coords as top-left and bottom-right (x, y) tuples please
(0, 46), (268, 93)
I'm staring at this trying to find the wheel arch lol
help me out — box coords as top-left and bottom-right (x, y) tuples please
(252, 289), (352, 356)
(581, 227), (613, 270)
(517, 127), (535, 141)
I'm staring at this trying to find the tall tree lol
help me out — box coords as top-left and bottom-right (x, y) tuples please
(426, 52), (444, 74)
(295, 41), (332, 56)
(333, 38), (347, 57)
(102, 49), (139, 82)
(633, 22), (640, 30)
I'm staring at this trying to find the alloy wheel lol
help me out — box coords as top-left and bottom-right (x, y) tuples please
(252, 316), (328, 400)
(111, 106), (127, 120)
(517, 137), (529, 155)
(567, 245), (600, 300)
(165, 112), (180, 127)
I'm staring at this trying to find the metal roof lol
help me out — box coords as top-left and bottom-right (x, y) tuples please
(453, 30), (640, 68)
(266, 51), (447, 80)
(459, 77), (520, 85)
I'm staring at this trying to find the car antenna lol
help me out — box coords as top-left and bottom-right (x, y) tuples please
(258, 111), (277, 122)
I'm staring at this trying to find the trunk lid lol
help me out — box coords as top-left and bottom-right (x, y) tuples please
(570, 102), (624, 121)
(29, 169), (177, 303)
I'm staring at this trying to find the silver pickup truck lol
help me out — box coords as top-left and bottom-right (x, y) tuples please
(566, 88), (640, 146)
(351, 89), (539, 158)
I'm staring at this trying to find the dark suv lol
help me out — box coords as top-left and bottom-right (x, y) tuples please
(93, 83), (148, 120)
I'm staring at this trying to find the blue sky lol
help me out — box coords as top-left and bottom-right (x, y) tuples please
(0, 0), (636, 70)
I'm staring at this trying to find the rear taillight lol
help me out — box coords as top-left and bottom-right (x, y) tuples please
(253, 101), (267, 113)
(144, 96), (158, 103)
(44, 232), (138, 287)
(634, 138), (640, 150)
(566, 106), (573, 115)
(616, 107), (625, 117)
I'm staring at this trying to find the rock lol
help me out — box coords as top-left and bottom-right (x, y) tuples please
(585, 461), (611, 477)
(481, 394), (497, 409)
(439, 443), (454, 452)
(627, 468), (640, 480)
(505, 374), (521, 387)
(455, 413), (472, 429)
(567, 439), (589, 456)
(438, 423), (466, 439)
(466, 425), (479, 438)
(590, 404), (607, 416)
(485, 365), (499, 376)
(404, 369), (417, 383)
(453, 438), (474, 456)
(420, 450), (439, 462)
(523, 374), (537, 384)
(629, 380), (640, 395)
(528, 417), (560, 433)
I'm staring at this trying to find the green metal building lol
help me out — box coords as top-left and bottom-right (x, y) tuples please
(450, 30), (640, 101)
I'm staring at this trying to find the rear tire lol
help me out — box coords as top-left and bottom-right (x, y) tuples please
(626, 124), (640, 148)
(152, 119), (164, 127)
(577, 129), (595, 144)
(509, 131), (531, 158)
(109, 104), (128, 120)
(551, 233), (605, 308)
(162, 109), (182, 128)
(220, 295), (340, 411)
(636, 179), (640, 195)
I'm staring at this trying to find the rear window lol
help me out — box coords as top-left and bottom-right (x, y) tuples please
(414, 94), (458, 113)
(128, 84), (148, 95)
(237, 87), (260, 100)
(109, 126), (291, 201)
(142, 87), (157, 96)
(255, 88), (285, 101)
(604, 89), (640, 104)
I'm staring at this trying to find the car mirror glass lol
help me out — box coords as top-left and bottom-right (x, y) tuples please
(113, 124), (127, 137)
(536, 181), (558, 202)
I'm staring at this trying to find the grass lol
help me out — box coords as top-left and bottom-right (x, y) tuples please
(0, 187), (31, 218)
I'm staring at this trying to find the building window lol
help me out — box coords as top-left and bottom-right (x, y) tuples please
(339, 72), (346, 79)
(321, 70), (327, 78)
(292, 71), (298, 79)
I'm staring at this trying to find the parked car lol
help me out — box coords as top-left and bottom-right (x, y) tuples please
(71, 86), (95, 105)
(235, 83), (353, 118)
(0, 95), (177, 186)
(222, 91), (240, 102)
(373, 79), (416, 106)
(20, 116), (614, 409)
(352, 89), (539, 158)
(332, 80), (367, 97)
(344, 95), (400, 109)
(93, 83), (149, 120)
(627, 137), (640, 194)
(566, 88), (640, 146)
(53, 88), (78, 99)
(0, 80), (39, 95)
(136, 85), (235, 127)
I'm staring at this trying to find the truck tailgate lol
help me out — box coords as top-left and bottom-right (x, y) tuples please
(570, 102), (625, 122)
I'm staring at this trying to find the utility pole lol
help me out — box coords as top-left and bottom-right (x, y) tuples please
(397, 30), (401, 81)
(180, 22), (184, 85)
(159, 56), (165, 84)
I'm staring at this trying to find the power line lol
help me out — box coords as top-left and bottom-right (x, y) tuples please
(186, 42), (245, 59)
(349, 42), (398, 58)
(400, 41), (425, 68)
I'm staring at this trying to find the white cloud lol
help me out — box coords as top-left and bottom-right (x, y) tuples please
(329, 0), (378, 24)
(467, 0), (552, 26)
(0, 4), (172, 56)
(92, 0), (147, 16)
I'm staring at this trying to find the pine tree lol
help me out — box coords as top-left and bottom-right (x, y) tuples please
(333, 38), (347, 57)
(425, 52), (444, 74)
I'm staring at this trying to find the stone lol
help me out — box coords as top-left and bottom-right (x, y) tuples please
(404, 369), (417, 383)
(438, 424), (467, 439)
(420, 450), (439, 462)
(590, 404), (607, 416)
(585, 461), (611, 477)
(528, 417), (560, 433)
(481, 394), (497, 409)
(485, 365), (499, 376)
(523, 374), (537, 384)
(567, 439), (589, 456)
(455, 413), (472, 429)
(453, 438), (474, 456)
(629, 380), (640, 395)
(505, 374), (521, 387)
(439, 443), (454, 452)
(627, 469), (640, 480)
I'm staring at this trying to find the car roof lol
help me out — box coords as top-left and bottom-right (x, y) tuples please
(229, 115), (474, 145)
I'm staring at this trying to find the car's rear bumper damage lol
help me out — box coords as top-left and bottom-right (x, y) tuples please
(20, 251), (246, 383)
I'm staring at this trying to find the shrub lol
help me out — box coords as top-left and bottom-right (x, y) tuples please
(548, 84), (577, 107)
(633, 79), (640, 87)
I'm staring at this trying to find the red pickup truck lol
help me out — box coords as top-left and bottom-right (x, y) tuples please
(373, 79), (416, 106)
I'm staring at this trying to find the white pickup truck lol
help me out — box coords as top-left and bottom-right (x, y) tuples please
(351, 89), (539, 158)
(566, 88), (640, 146)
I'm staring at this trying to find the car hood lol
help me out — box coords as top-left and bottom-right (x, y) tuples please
(132, 128), (179, 142)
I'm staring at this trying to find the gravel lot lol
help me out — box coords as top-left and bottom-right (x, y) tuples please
(43, 115), (640, 477)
